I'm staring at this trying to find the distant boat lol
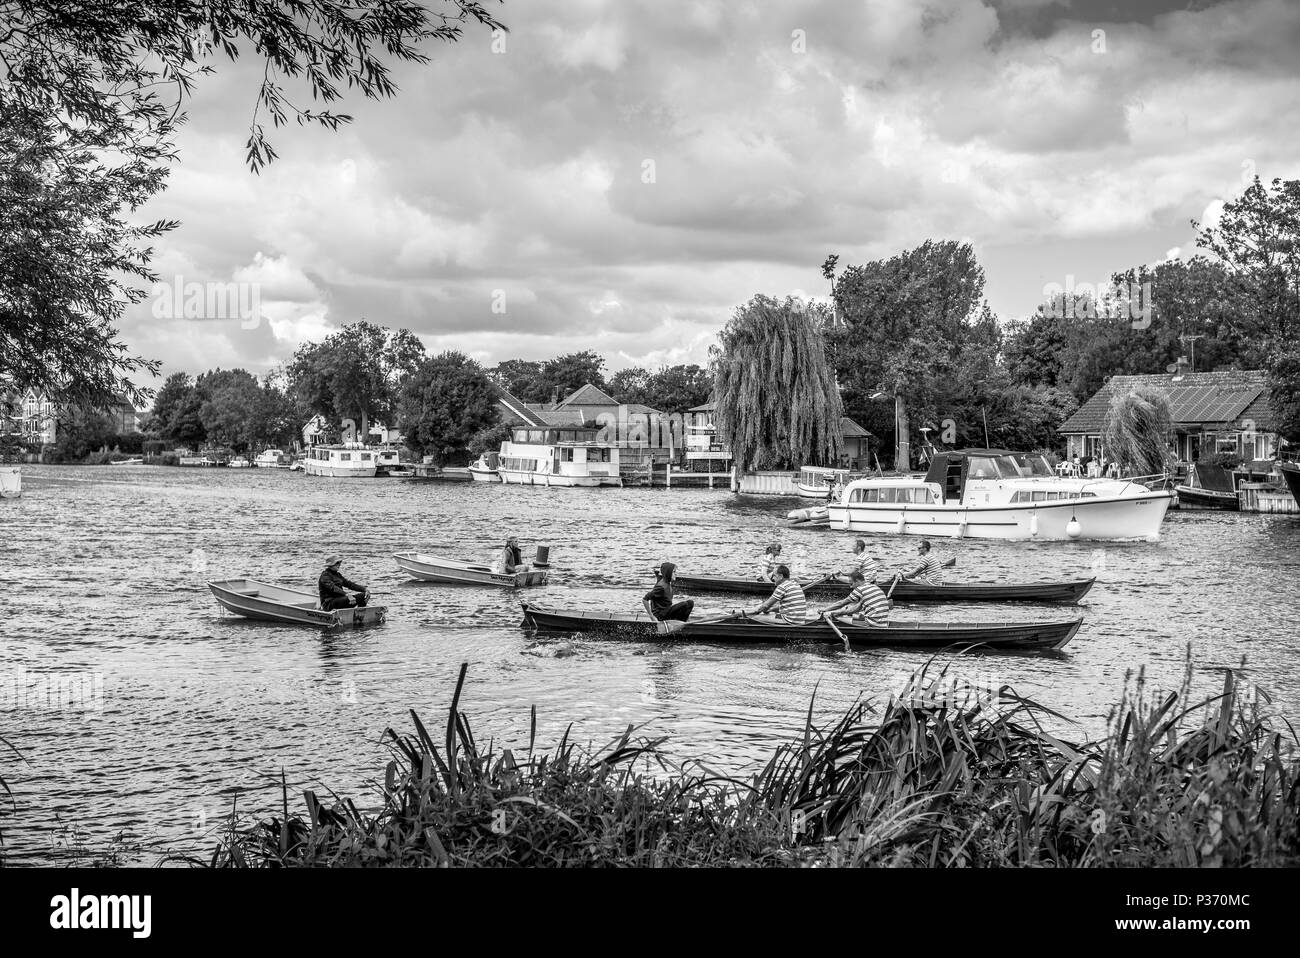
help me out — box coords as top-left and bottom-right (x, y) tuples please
(796, 465), (848, 498)
(226, 458), (254, 468)
(0, 465), (20, 499)
(303, 444), (378, 478)
(208, 578), (386, 628)
(108, 457), (144, 466)
(1280, 461), (1300, 505)
(393, 552), (549, 587)
(178, 456), (216, 467)
(1174, 462), (1238, 510)
(253, 448), (292, 468)
(468, 452), (500, 482)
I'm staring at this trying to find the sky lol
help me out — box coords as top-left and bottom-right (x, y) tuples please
(122, 0), (1300, 390)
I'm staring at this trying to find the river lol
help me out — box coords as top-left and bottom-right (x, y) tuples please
(2, 464), (1298, 864)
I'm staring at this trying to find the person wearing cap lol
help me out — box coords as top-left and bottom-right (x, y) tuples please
(319, 556), (369, 611)
(643, 562), (694, 622)
(758, 543), (783, 581)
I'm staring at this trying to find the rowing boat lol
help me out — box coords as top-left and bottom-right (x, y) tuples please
(208, 578), (386, 628)
(670, 573), (1095, 604)
(520, 602), (1082, 652)
(393, 551), (549, 587)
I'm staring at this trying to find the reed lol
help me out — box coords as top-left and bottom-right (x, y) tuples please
(202, 658), (1300, 868)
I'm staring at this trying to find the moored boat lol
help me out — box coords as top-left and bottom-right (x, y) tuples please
(393, 552), (549, 587)
(1174, 462), (1239, 511)
(254, 448), (293, 468)
(108, 457), (144, 466)
(796, 465), (848, 498)
(469, 452), (500, 482)
(1279, 461), (1300, 506)
(303, 443), (379, 478)
(0, 464), (20, 499)
(208, 578), (386, 628)
(670, 573), (1095, 604)
(520, 602), (1082, 652)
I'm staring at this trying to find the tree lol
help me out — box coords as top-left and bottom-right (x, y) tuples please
(48, 406), (116, 462)
(1, 1), (502, 409)
(287, 321), (426, 435)
(608, 367), (653, 405)
(644, 364), (712, 415)
(197, 368), (263, 451)
(537, 350), (606, 402)
(166, 390), (207, 450)
(713, 296), (843, 471)
(146, 372), (196, 434)
(398, 351), (499, 464)
(489, 359), (545, 401)
(1103, 386), (1173, 477)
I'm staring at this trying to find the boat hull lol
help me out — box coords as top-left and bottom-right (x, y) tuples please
(393, 552), (549, 587)
(827, 491), (1172, 541)
(1280, 462), (1300, 505)
(1174, 485), (1238, 510)
(303, 461), (378, 478)
(520, 603), (1082, 652)
(672, 574), (1095, 604)
(499, 470), (618, 487)
(208, 579), (386, 628)
(469, 468), (500, 482)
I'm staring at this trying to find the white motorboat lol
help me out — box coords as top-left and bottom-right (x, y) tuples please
(303, 443), (379, 478)
(469, 452), (500, 482)
(826, 448), (1173, 541)
(254, 448), (292, 468)
(497, 425), (622, 487)
(393, 552), (549, 587)
(227, 458), (253, 468)
(209, 578), (386, 628)
(108, 457), (144, 466)
(178, 455), (216, 467)
(0, 465), (20, 499)
(796, 465), (849, 498)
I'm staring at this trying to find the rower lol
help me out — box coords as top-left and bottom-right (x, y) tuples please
(319, 556), (369, 611)
(836, 539), (880, 583)
(501, 536), (529, 574)
(743, 565), (808, 623)
(900, 539), (950, 584)
(819, 570), (891, 627)
(643, 562), (694, 622)
(758, 543), (783, 582)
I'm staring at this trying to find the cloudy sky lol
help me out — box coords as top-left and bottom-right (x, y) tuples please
(123, 0), (1300, 389)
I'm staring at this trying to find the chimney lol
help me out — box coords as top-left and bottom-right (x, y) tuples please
(1171, 355), (1189, 381)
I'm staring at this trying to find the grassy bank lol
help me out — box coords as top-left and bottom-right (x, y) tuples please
(193, 660), (1299, 867)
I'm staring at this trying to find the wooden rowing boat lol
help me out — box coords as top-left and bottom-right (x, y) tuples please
(670, 573), (1095, 604)
(208, 578), (386, 628)
(520, 602), (1081, 651)
(393, 552), (549, 587)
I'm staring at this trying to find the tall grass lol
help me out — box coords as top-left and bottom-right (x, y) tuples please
(202, 659), (1300, 868)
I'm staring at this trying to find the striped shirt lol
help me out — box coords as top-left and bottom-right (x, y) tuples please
(769, 579), (808, 623)
(911, 554), (946, 584)
(849, 553), (880, 581)
(848, 583), (890, 626)
(759, 554), (781, 580)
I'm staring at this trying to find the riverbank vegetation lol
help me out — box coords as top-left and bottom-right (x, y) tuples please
(201, 660), (1300, 868)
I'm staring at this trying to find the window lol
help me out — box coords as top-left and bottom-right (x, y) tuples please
(339, 453), (351, 461)
(360, 453), (371, 461)
(851, 488), (878, 503)
(560, 449), (574, 462)
(968, 457), (999, 479)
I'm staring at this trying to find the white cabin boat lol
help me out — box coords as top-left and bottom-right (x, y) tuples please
(178, 455), (216, 467)
(797, 465), (849, 498)
(254, 448), (292, 468)
(108, 457), (144, 466)
(469, 452), (500, 482)
(303, 443), (379, 478)
(0, 465), (20, 499)
(826, 449), (1172, 541)
(393, 552), (548, 587)
(497, 425), (622, 487)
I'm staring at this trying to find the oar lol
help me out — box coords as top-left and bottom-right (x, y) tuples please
(801, 571), (837, 592)
(886, 572), (902, 598)
(655, 609), (741, 634)
(821, 611), (851, 652)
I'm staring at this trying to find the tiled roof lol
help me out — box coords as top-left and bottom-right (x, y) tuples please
(840, 416), (873, 438)
(688, 401), (716, 412)
(623, 402), (662, 415)
(1060, 370), (1272, 434)
(558, 383), (618, 407)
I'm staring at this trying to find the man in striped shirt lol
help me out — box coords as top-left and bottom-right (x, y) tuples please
(745, 565), (808, 623)
(820, 571), (891, 627)
(758, 543), (783, 581)
(901, 539), (950, 584)
(835, 539), (880, 583)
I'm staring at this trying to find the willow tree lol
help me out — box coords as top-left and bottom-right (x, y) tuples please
(713, 295), (843, 471)
(1102, 386), (1173, 477)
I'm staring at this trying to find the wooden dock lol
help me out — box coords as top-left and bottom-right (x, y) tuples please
(1237, 482), (1300, 514)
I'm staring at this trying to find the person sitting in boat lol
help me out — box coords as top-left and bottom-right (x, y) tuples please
(319, 556), (368, 611)
(501, 537), (529, 574)
(819, 570), (891, 627)
(758, 543), (783, 581)
(643, 562), (694, 622)
(835, 539), (880, 583)
(743, 565), (808, 623)
(899, 539), (950, 584)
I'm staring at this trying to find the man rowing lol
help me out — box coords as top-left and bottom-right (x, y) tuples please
(319, 556), (369, 611)
(643, 562), (695, 622)
(819, 570), (891, 627)
(835, 539), (880, 583)
(758, 543), (783, 581)
(742, 565), (808, 623)
(899, 539), (950, 584)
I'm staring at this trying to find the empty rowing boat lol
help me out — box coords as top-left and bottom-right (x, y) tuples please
(208, 578), (386, 628)
(670, 573), (1095, 604)
(520, 602), (1082, 652)
(393, 552), (549, 587)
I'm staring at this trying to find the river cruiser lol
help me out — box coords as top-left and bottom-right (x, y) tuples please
(254, 448), (293, 468)
(469, 452), (500, 482)
(797, 465), (849, 498)
(826, 449), (1173, 541)
(497, 425), (622, 487)
(303, 443), (379, 478)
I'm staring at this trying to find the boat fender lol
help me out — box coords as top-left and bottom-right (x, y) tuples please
(1066, 516), (1082, 539)
(896, 514), (906, 534)
(956, 519), (967, 539)
(786, 508), (804, 520)
(1029, 513), (1039, 537)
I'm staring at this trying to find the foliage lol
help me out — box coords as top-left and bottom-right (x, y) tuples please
(467, 421), (513, 456)
(489, 352), (608, 404)
(1103, 386), (1173, 476)
(609, 363), (712, 414)
(287, 321), (425, 434)
(46, 406), (116, 462)
(204, 659), (1300, 868)
(713, 295), (843, 470)
(398, 352), (499, 464)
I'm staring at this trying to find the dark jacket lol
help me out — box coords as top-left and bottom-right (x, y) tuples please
(319, 567), (366, 604)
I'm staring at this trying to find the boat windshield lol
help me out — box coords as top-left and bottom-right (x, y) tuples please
(1009, 454), (1055, 478)
(967, 456), (1000, 479)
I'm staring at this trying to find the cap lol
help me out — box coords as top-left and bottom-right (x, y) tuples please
(325, 555), (342, 567)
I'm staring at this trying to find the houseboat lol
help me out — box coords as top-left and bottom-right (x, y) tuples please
(826, 448), (1173, 541)
(303, 443), (379, 478)
(254, 448), (293, 468)
(497, 425), (622, 487)
(797, 465), (849, 498)
(469, 452), (500, 482)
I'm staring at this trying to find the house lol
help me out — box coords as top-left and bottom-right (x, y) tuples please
(1059, 368), (1277, 465)
(683, 401), (731, 471)
(301, 415), (401, 447)
(839, 417), (873, 469)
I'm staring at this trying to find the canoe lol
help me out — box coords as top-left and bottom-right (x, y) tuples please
(670, 573), (1095, 604)
(393, 551), (549, 587)
(520, 602), (1082, 652)
(1174, 485), (1238, 510)
(209, 578), (386, 628)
